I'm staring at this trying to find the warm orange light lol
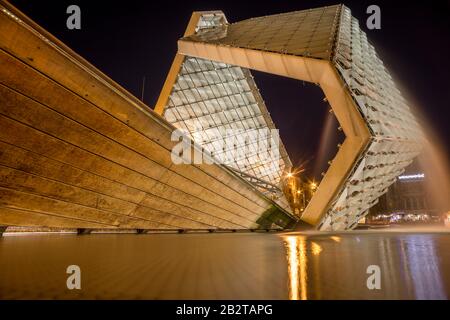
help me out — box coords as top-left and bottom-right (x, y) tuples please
(285, 236), (308, 300)
(311, 242), (322, 256)
(330, 236), (341, 243)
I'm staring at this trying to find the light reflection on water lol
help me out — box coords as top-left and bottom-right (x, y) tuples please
(283, 233), (449, 300)
(285, 236), (307, 300)
(0, 232), (449, 299)
(402, 235), (446, 299)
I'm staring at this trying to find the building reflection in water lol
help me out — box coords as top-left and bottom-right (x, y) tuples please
(401, 235), (446, 299)
(283, 233), (448, 300)
(0, 232), (448, 299)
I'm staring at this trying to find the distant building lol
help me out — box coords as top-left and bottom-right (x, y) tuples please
(282, 174), (316, 216)
(368, 161), (441, 224)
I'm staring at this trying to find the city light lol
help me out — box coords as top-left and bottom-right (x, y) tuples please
(311, 242), (323, 256)
(398, 173), (425, 180)
(330, 236), (341, 243)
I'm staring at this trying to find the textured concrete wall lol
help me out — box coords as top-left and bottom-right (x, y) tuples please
(0, 2), (296, 230)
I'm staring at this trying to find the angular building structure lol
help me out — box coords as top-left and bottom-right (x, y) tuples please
(0, 2), (422, 232)
(157, 5), (423, 231)
(0, 1), (297, 232)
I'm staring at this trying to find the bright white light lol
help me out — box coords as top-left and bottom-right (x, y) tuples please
(398, 173), (425, 180)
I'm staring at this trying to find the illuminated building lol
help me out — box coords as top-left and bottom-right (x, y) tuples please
(0, 2), (297, 232)
(157, 5), (423, 231)
(0, 3), (423, 232)
(368, 162), (441, 223)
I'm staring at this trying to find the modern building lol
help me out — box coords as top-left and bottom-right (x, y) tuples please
(0, 1), (297, 233)
(157, 5), (423, 231)
(0, 2), (423, 232)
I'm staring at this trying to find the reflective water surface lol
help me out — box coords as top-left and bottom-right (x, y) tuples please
(0, 231), (449, 299)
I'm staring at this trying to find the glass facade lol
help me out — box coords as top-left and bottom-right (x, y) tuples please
(161, 5), (423, 230)
(319, 6), (423, 230)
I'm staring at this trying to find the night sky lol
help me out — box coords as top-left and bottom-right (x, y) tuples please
(10, 0), (450, 179)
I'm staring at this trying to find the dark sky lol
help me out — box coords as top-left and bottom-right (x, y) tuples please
(10, 0), (450, 179)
